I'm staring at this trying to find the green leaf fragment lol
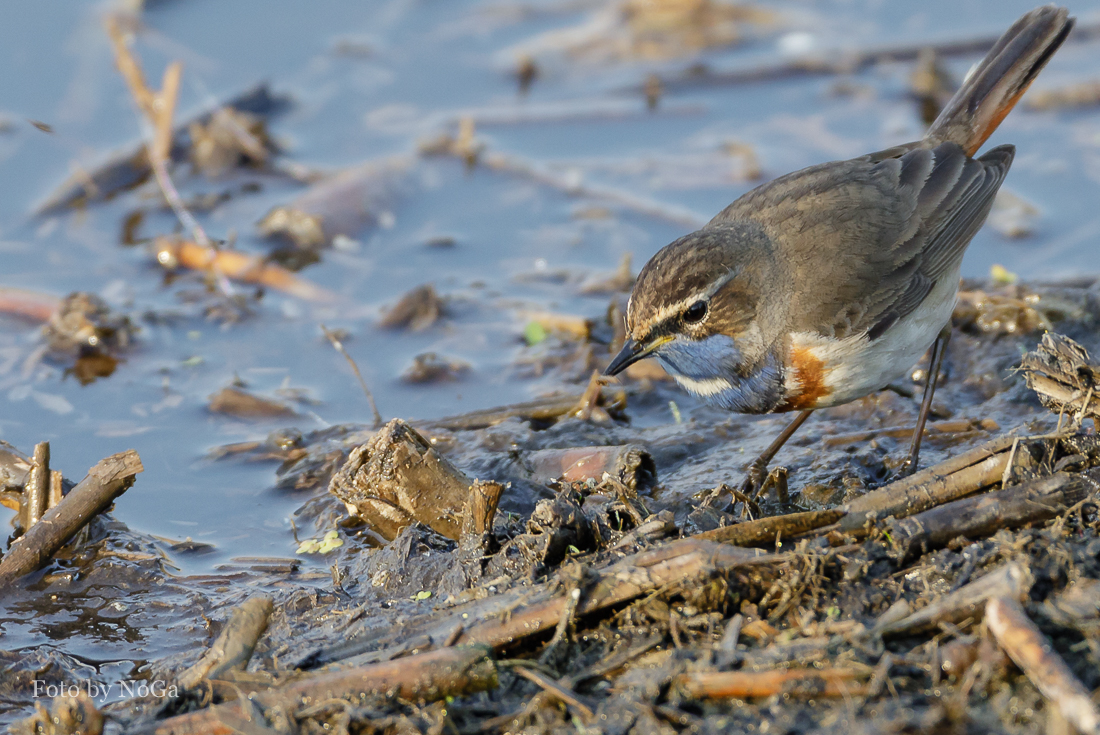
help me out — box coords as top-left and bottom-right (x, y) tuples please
(524, 321), (548, 346)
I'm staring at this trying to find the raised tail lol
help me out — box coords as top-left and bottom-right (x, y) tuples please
(927, 5), (1073, 156)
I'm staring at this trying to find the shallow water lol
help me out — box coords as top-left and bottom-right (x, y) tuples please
(0, 0), (1098, 652)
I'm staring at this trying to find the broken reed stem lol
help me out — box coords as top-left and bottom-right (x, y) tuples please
(321, 324), (383, 428)
(22, 441), (50, 530)
(0, 450), (143, 592)
(986, 597), (1100, 735)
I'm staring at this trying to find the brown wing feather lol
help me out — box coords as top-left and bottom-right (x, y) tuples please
(707, 141), (1013, 340)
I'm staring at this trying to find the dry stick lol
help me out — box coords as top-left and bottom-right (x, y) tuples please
(835, 435), (1015, 535)
(320, 325), (383, 428)
(695, 509), (846, 547)
(22, 442), (50, 530)
(885, 473), (1088, 563)
(673, 668), (866, 700)
(177, 595), (275, 690)
(148, 645), (498, 735)
(874, 562), (1030, 638)
(511, 666), (594, 722)
(0, 450), (143, 591)
(986, 597), (1100, 735)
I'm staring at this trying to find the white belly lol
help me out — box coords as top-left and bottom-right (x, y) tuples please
(787, 273), (959, 408)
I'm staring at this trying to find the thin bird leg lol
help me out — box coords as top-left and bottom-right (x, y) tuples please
(902, 325), (952, 475)
(735, 409), (813, 511)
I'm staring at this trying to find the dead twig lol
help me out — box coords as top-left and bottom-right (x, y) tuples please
(672, 667), (867, 700)
(321, 325), (383, 428)
(453, 540), (773, 649)
(511, 665), (594, 722)
(0, 450), (143, 592)
(986, 596), (1100, 735)
(177, 595), (275, 689)
(418, 392), (588, 432)
(302, 540), (776, 668)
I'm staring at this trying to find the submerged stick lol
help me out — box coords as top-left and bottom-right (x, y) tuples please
(149, 645), (497, 735)
(0, 450), (143, 591)
(177, 595), (274, 689)
(986, 597), (1100, 735)
(154, 237), (334, 302)
(321, 325), (383, 428)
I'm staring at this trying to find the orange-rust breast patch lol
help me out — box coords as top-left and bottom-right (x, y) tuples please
(777, 346), (831, 412)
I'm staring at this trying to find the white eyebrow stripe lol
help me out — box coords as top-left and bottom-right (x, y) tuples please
(634, 267), (740, 334)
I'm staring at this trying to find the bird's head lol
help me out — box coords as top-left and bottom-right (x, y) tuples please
(605, 223), (785, 413)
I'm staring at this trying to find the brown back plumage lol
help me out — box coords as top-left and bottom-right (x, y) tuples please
(627, 5), (1072, 364)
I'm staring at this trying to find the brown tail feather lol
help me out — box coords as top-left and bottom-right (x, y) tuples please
(927, 5), (1073, 156)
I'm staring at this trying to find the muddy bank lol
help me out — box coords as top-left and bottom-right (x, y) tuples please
(2, 277), (1098, 734)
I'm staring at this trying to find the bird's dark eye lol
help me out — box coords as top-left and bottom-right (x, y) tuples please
(683, 300), (708, 324)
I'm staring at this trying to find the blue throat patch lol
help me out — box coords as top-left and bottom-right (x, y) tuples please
(656, 334), (783, 414)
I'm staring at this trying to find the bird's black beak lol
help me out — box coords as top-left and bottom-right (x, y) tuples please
(605, 337), (659, 376)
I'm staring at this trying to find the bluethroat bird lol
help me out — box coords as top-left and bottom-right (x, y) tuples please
(605, 6), (1073, 500)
